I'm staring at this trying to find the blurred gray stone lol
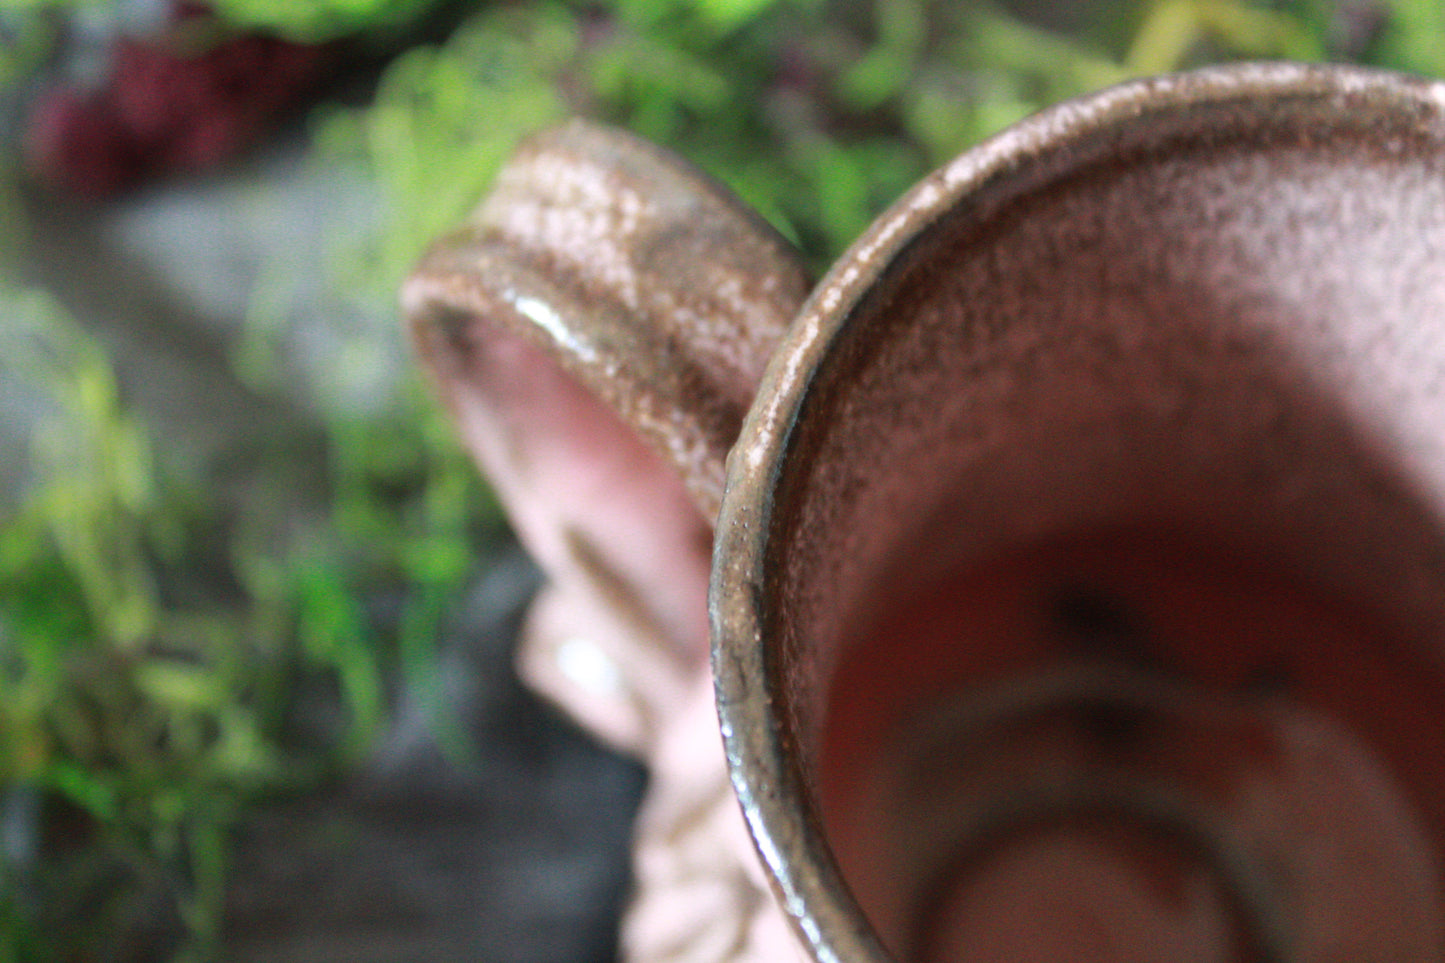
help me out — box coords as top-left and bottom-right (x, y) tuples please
(224, 550), (644, 963)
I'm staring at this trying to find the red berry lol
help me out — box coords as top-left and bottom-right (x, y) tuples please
(24, 88), (145, 196)
(24, 10), (336, 197)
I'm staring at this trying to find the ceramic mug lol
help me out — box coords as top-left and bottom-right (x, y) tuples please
(406, 62), (1445, 961)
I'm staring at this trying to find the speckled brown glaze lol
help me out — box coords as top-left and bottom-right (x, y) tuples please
(713, 62), (1445, 962)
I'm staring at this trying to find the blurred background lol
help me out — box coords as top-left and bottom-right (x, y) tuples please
(0, 0), (1440, 959)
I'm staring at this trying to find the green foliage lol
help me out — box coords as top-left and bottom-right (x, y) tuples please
(0, 0), (443, 42)
(206, 0), (442, 42)
(313, 3), (577, 300)
(0, 290), (266, 956)
(4, 297), (159, 652)
(316, 0), (1356, 273)
(0, 6), (63, 90)
(0, 285), (496, 954)
(1369, 0), (1445, 76)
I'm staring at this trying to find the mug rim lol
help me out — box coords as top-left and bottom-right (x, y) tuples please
(709, 60), (1445, 962)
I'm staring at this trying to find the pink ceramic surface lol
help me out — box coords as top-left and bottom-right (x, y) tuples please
(407, 63), (1445, 962)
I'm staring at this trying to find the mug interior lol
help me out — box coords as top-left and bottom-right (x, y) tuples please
(716, 64), (1445, 962)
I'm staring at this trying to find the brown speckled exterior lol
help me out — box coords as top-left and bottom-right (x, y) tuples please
(712, 62), (1445, 962)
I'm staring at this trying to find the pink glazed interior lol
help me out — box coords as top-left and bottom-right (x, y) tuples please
(821, 530), (1445, 960)
(733, 75), (1445, 961)
(442, 318), (713, 663)
(415, 305), (715, 752)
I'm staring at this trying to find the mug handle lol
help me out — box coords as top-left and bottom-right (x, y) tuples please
(401, 118), (811, 757)
(403, 121), (813, 962)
